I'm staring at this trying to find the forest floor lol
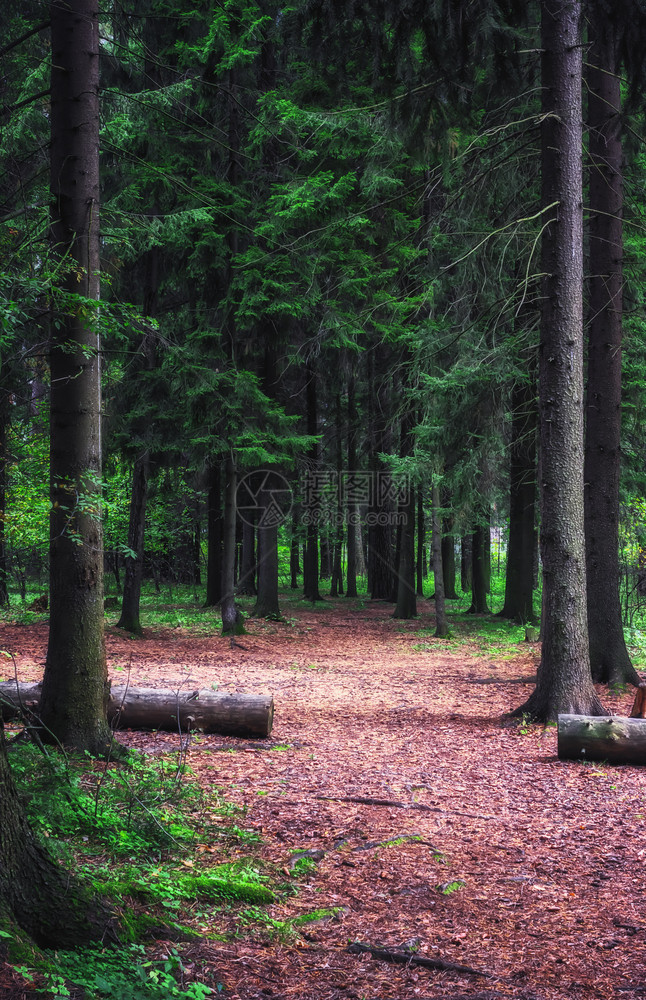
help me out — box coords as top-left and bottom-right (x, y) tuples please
(3, 595), (646, 1000)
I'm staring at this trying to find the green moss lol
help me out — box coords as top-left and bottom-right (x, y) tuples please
(99, 871), (275, 906)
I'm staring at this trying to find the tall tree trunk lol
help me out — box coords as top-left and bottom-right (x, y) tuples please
(394, 408), (417, 618)
(584, 12), (639, 686)
(515, 0), (603, 721)
(368, 352), (395, 600)
(221, 453), (240, 635)
(205, 461), (223, 606)
(345, 370), (358, 598)
(468, 525), (490, 614)
(253, 472), (283, 618)
(40, 0), (113, 755)
(432, 484), (448, 637)
(461, 535), (472, 594)
(303, 362), (322, 601)
(319, 537), (331, 580)
(330, 395), (344, 597)
(0, 391), (9, 607)
(416, 494), (425, 597)
(394, 485), (417, 618)
(441, 503), (458, 599)
(499, 375), (538, 623)
(116, 451), (149, 634)
(237, 518), (256, 596)
(290, 509), (300, 589)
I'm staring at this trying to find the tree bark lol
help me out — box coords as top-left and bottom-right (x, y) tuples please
(204, 461), (223, 606)
(441, 513), (458, 600)
(116, 451), (149, 635)
(432, 484), (448, 637)
(467, 525), (489, 614)
(499, 375), (538, 623)
(221, 453), (241, 635)
(290, 509), (300, 589)
(0, 682), (274, 738)
(0, 721), (117, 946)
(515, 0), (603, 721)
(253, 483), (280, 619)
(416, 494), (425, 597)
(557, 714), (646, 765)
(394, 483), (417, 618)
(303, 361), (323, 601)
(460, 535), (472, 594)
(394, 407), (417, 618)
(345, 370), (358, 598)
(237, 518), (256, 596)
(40, 0), (113, 755)
(584, 11), (639, 686)
(0, 389), (9, 607)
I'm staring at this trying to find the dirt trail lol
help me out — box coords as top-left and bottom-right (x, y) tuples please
(3, 598), (646, 999)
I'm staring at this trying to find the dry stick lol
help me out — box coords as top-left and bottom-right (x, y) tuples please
(314, 795), (496, 821)
(346, 942), (488, 977)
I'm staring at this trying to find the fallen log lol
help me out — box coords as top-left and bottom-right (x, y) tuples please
(0, 681), (273, 738)
(557, 714), (646, 765)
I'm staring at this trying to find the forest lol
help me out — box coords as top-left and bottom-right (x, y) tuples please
(2, 0), (646, 998)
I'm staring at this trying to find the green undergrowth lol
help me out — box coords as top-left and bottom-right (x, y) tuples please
(411, 614), (528, 658)
(16, 944), (217, 1000)
(5, 739), (288, 999)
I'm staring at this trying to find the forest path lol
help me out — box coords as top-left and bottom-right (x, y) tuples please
(5, 598), (645, 999)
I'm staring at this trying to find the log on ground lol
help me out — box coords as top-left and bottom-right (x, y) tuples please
(557, 714), (646, 765)
(0, 681), (273, 738)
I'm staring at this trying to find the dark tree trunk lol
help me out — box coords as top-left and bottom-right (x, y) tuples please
(368, 483), (394, 595)
(253, 487), (280, 619)
(115, 215), (158, 631)
(0, 394), (8, 607)
(303, 362), (323, 601)
(432, 485), (448, 637)
(461, 535), (472, 594)
(290, 510), (300, 589)
(468, 525), (490, 614)
(0, 722), (117, 946)
(441, 512), (458, 599)
(483, 512), (491, 593)
(584, 13), (639, 687)
(116, 451), (149, 635)
(394, 484), (417, 618)
(319, 537), (331, 580)
(330, 397), (344, 597)
(221, 454), (241, 635)
(416, 494), (425, 597)
(205, 461), (223, 606)
(345, 369), (359, 598)
(499, 376), (538, 623)
(193, 520), (201, 588)
(515, 0), (603, 721)
(237, 518), (256, 596)
(394, 407), (417, 618)
(366, 347), (394, 599)
(40, 0), (113, 755)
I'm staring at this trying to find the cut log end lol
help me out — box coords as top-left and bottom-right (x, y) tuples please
(558, 713), (646, 765)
